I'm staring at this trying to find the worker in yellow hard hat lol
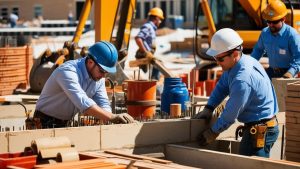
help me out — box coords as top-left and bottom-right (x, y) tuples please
(251, 0), (300, 79)
(193, 28), (279, 158)
(135, 7), (164, 80)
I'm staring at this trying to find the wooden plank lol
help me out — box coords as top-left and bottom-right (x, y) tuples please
(286, 145), (300, 153)
(286, 104), (300, 112)
(34, 159), (124, 169)
(129, 58), (152, 67)
(287, 91), (300, 97)
(286, 97), (300, 103)
(286, 111), (300, 118)
(165, 144), (300, 169)
(286, 129), (300, 136)
(286, 152), (300, 161)
(104, 150), (172, 164)
(286, 123), (300, 130)
(286, 135), (300, 142)
(286, 102), (300, 108)
(287, 81), (300, 92)
(0, 95), (39, 103)
(286, 140), (300, 147)
(286, 116), (300, 124)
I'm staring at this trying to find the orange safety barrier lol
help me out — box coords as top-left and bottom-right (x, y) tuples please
(179, 73), (188, 88)
(205, 79), (217, 96)
(194, 81), (205, 96)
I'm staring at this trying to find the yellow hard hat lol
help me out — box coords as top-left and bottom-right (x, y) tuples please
(262, 0), (287, 21)
(148, 7), (164, 20)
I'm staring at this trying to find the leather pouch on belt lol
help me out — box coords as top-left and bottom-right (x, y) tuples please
(266, 118), (277, 127)
(250, 125), (267, 148)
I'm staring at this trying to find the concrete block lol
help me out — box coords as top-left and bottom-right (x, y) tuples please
(0, 132), (8, 153)
(54, 126), (101, 152)
(190, 119), (207, 141)
(100, 119), (190, 150)
(272, 78), (299, 112)
(8, 129), (54, 152)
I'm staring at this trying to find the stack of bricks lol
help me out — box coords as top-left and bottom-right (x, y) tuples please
(285, 81), (300, 162)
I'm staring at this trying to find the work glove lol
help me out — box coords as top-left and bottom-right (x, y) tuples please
(135, 51), (153, 73)
(150, 44), (156, 54)
(192, 107), (214, 121)
(283, 72), (293, 78)
(197, 128), (219, 146)
(110, 113), (136, 124)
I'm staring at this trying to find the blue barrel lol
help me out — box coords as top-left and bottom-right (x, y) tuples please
(161, 77), (189, 114)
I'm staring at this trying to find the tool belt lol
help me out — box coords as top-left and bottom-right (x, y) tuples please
(33, 110), (69, 128)
(235, 116), (278, 148)
(244, 116), (277, 128)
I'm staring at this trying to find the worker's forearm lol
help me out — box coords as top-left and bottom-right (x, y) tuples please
(83, 105), (113, 121)
(135, 37), (147, 52)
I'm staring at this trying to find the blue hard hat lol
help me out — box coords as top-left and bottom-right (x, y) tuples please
(88, 41), (118, 73)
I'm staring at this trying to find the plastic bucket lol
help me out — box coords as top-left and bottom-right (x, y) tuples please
(161, 78), (189, 114)
(126, 80), (156, 119)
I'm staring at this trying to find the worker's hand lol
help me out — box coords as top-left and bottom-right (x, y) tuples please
(135, 51), (153, 73)
(150, 44), (156, 54)
(144, 51), (153, 58)
(110, 113), (136, 124)
(192, 107), (213, 121)
(197, 128), (219, 146)
(283, 72), (293, 78)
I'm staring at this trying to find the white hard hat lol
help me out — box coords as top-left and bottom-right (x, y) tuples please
(206, 28), (243, 56)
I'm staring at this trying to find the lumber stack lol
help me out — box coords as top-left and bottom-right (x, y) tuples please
(35, 151), (197, 169)
(272, 78), (299, 112)
(0, 46), (33, 95)
(285, 81), (300, 162)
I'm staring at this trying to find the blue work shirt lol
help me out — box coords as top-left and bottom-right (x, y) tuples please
(36, 57), (111, 120)
(208, 54), (278, 133)
(251, 23), (300, 76)
(136, 21), (157, 51)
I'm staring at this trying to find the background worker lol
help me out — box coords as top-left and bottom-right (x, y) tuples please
(251, 0), (300, 79)
(193, 28), (279, 158)
(34, 41), (135, 128)
(9, 13), (19, 28)
(135, 7), (164, 80)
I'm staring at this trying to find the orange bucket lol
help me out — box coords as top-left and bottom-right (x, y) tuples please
(126, 80), (156, 120)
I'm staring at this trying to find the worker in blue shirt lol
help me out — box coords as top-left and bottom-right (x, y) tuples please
(251, 0), (300, 79)
(34, 41), (135, 128)
(193, 28), (279, 158)
(135, 7), (164, 80)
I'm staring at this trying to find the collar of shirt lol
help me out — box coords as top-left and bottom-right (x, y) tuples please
(227, 54), (246, 76)
(79, 57), (91, 81)
(148, 21), (157, 31)
(278, 23), (287, 36)
(267, 23), (287, 37)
